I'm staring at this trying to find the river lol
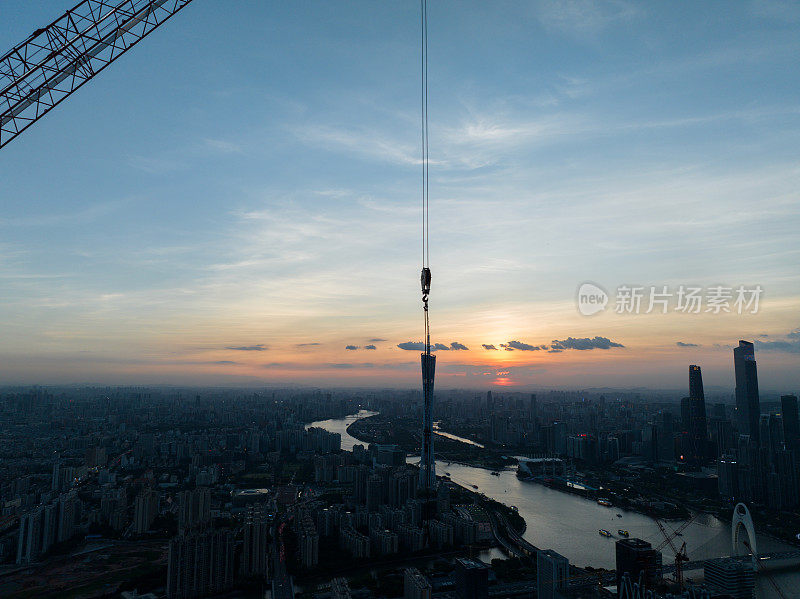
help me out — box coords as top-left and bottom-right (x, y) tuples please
(308, 412), (800, 597)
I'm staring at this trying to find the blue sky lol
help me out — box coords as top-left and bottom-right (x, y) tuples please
(1, 1), (798, 390)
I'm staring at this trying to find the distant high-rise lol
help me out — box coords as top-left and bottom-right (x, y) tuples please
(419, 353), (436, 492)
(51, 461), (60, 492)
(680, 397), (691, 433)
(765, 413), (784, 455)
(331, 578), (353, 599)
(177, 487), (211, 531)
(684, 365), (708, 461)
(16, 508), (43, 564)
(57, 491), (79, 543)
(689, 364), (704, 400)
(404, 567), (432, 599)
(537, 549), (569, 599)
(298, 515), (319, 569)
(133, 489), (158, 535)
(733, 341), (761, 445)
(167, 529), (234, 598)
(703, 557), (754, 599)
(241, 508), (270, 577)
(454, 558), (488, 599)
(615, 538), (662, 592)
(781, 395), (799, 450)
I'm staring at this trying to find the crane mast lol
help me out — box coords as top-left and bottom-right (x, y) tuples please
(0, 0), (195, 149)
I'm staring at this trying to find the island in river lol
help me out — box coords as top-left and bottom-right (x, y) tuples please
(346, 413), (515, 471)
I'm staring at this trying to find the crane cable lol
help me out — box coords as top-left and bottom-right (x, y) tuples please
(420, 0), (432, 355)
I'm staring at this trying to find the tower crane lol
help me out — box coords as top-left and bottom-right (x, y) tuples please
(653, 512), (698, 591)
(1, 0), (196, 149)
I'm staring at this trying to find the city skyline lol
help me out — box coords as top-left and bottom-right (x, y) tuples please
(1, 2), (798, 597)
(1, 1), (799, 389)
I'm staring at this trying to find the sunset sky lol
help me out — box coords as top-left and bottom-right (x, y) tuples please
(1, 1), (798, 391)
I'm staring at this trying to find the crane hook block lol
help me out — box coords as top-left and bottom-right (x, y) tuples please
(420, 267), (431, 297)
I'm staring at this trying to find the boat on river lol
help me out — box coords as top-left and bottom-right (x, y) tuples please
(599, 529), (613, 537)
(597, 498), (613, 507)
(618, 529), (629, 537)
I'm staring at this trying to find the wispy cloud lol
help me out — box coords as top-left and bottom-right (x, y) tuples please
(500, 340), (542, 351)
(293, 124), (420, 166)
(226, 344), (268, 351)
(397, 341), (452, 352)
(550, 337), (624, 350)
(203, 138), (242, 154)
(0, 199), (128, 228)
(755, 329), (800, 353)
(676, 341), (699, 348)
(534, 0), (643, 38)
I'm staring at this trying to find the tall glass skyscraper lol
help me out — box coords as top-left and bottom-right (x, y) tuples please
(689, 364), (705, 400)
(733, 340), (761, 446)
(686, 365), (708, 461)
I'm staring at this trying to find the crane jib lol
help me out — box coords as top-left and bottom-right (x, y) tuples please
(0, 0), (195, 149)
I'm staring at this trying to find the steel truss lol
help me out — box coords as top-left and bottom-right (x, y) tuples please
(1, 0), (195, 149)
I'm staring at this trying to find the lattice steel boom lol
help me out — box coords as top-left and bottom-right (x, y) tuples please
(0, 0), (195, 149)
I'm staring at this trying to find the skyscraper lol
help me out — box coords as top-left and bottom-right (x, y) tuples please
(781, 395), (799, 451)
(16, 508), (43, 564)
(241, 508), (270, 578)
(133, 489), (158, 535)
(689, 364), (704, 400)
(733, 341), (761, 445)
(615, 538), (662, 592)
(454, 558), (488, 599)
(680, 397), (690, 433)
(297, 514), (319, 569)
(167, 529), (234, 598)
(685, 365), (708, 461)
(404, 567), (432, 599)
(703, 558), (755, 599)
(537, 549), (569, 599)
(177, 487), (211, 531)
(57, 491), (79, 543)
(419, 353), (436, 492)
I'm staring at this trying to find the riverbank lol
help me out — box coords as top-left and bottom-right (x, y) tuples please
(346, 414), (514, 471)
(517, 474), (690, 521)
(308, 411), (800, 595)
